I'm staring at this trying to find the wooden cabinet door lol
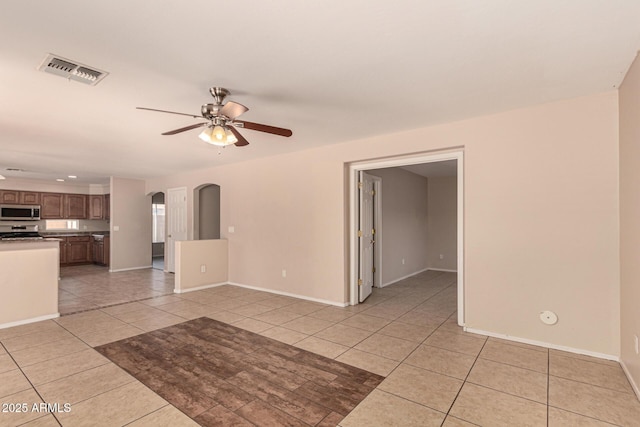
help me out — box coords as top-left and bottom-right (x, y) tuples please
(93, 241), (104, 265)
(20, 191), (40, 205)
(104, 194), (110, 220)
(89, 195), (104, 220)
(67, 237), (91, 263)
(64, 194), (88, 219)
(59, 238), (68, 265)
(0, 190), (20, 204)
(104, 236), (110, 266)
(41, 193), (64, 219)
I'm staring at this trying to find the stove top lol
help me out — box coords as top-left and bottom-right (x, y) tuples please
(0, 224), (43, 240)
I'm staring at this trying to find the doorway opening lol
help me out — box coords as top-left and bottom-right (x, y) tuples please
(349, 150), (464, 325)
(151, 192), (165, 271)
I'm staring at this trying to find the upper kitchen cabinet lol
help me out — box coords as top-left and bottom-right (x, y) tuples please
(0, 190), (41, 205)
(64, 194), (88, 219)
(20, 191), (40, 205)
(89, 195), (104, 220)
(40, 193), (64, 219)
(104, 194), (110, 220)
(0, 190), (19, 204)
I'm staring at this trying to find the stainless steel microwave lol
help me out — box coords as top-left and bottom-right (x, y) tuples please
(0, 204), (41, 221)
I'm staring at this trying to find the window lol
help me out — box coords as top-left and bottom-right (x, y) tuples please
(152, 204), (165, 243)
(46, 220), (79, 230)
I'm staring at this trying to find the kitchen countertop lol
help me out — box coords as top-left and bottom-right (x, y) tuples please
(0, 239), (61, 250)
(40, 231), (110, 237)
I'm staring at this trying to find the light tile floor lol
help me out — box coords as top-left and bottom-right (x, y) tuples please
(0, 269), (638, 426)
(58, 265), (174, 315)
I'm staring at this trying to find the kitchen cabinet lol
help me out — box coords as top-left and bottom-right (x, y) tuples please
(89, 195), (104, 220)
(0, 190), (41, 205)
(0, 190), (40, 205)
(104, 194), (110, 220)
(41, 193), (64, 219)
(20, 191), (40, 205)
(59, 236), (92, 265)
(0, 190), (20, 204)
(64, 194), (87, 219)
(92, 235), (109, 266)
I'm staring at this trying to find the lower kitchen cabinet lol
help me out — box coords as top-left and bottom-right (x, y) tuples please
(92, 235), (110, 266)
(59, 236), (92, 265)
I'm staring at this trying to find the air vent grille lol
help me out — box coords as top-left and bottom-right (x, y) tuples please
(38, 54), (108, 86)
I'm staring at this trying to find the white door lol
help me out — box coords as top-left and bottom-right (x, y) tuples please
(166, 187), (187, 273)
(358, 171), (375, 302)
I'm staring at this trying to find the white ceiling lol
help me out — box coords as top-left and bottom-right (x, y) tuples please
(1, 1), (639, 185)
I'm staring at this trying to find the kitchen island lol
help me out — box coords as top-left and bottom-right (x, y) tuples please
(0, 239), (60, 328)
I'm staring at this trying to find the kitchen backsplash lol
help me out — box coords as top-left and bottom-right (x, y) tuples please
(0, 219), (109, 232)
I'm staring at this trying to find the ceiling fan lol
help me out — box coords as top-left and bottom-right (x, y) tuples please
(137, 87), (292, 147)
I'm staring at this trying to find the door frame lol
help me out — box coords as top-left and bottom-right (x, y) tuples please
(348, 150), (465, 326)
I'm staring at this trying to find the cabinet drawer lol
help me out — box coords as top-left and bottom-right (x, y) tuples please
(67, 236), (90, 242)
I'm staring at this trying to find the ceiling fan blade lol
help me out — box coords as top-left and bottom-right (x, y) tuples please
(235, 120), (293, 137)
(227, 126), (249, 146)
(219, 101), (249, 120)
(136, 107), (201, 119)
(161, 122), (207, 135)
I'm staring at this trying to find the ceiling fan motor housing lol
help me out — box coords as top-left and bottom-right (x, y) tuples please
(209, 87), (229, 105)
(201, 104), (223, 120)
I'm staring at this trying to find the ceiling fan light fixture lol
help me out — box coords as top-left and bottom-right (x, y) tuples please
(199, 125), (236, 147)
(198, 126), (214, 143)
(212, 125), (226, 141)
(225, 127), (238, 144)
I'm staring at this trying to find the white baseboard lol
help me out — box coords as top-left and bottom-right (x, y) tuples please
(464, 327), (619, 362)
(174, 282), (228, 294)
(380, 267), (430, 288)
(109, 265), (152, 273)
(621, 360), (640, 401)
(227, 281), (348, 307)
(427, 268), (458, 273)
(0, 313), (60, 330)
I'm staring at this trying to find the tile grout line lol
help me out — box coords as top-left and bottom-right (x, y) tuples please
(439, 322), (490, 426)
(547, 347), (550, 427)
(0, 341), (63, 427)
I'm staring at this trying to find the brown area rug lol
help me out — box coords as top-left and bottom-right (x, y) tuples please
(95, 317), (384, 426)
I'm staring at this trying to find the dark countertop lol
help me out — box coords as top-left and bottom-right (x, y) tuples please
(40, 231), (110, 237)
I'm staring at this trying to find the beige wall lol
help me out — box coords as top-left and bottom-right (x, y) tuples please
(368, 168), (429, 285)
(619, 53), (640, 391)
(0, 241), (59, 326)
(175, 239), (228, 292)
(147, 91), (620, 355)
(427, 176), (457, 271)
(110, 177), (152, 271)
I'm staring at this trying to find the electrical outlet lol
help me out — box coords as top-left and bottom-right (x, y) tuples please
(282, 269), (287, 278)
(635, 335), (639, 355)
(228, 226), (235, 233)
(402, 258), (405, 265)
(439, 254), (444, 260)
(200, 264), (206, 273)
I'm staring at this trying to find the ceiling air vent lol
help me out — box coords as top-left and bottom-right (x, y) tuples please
(38, 54), (108, 86)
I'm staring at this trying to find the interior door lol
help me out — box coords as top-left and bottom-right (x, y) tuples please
(358, 171), (375, 302)
(166, 187), (187, 273)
